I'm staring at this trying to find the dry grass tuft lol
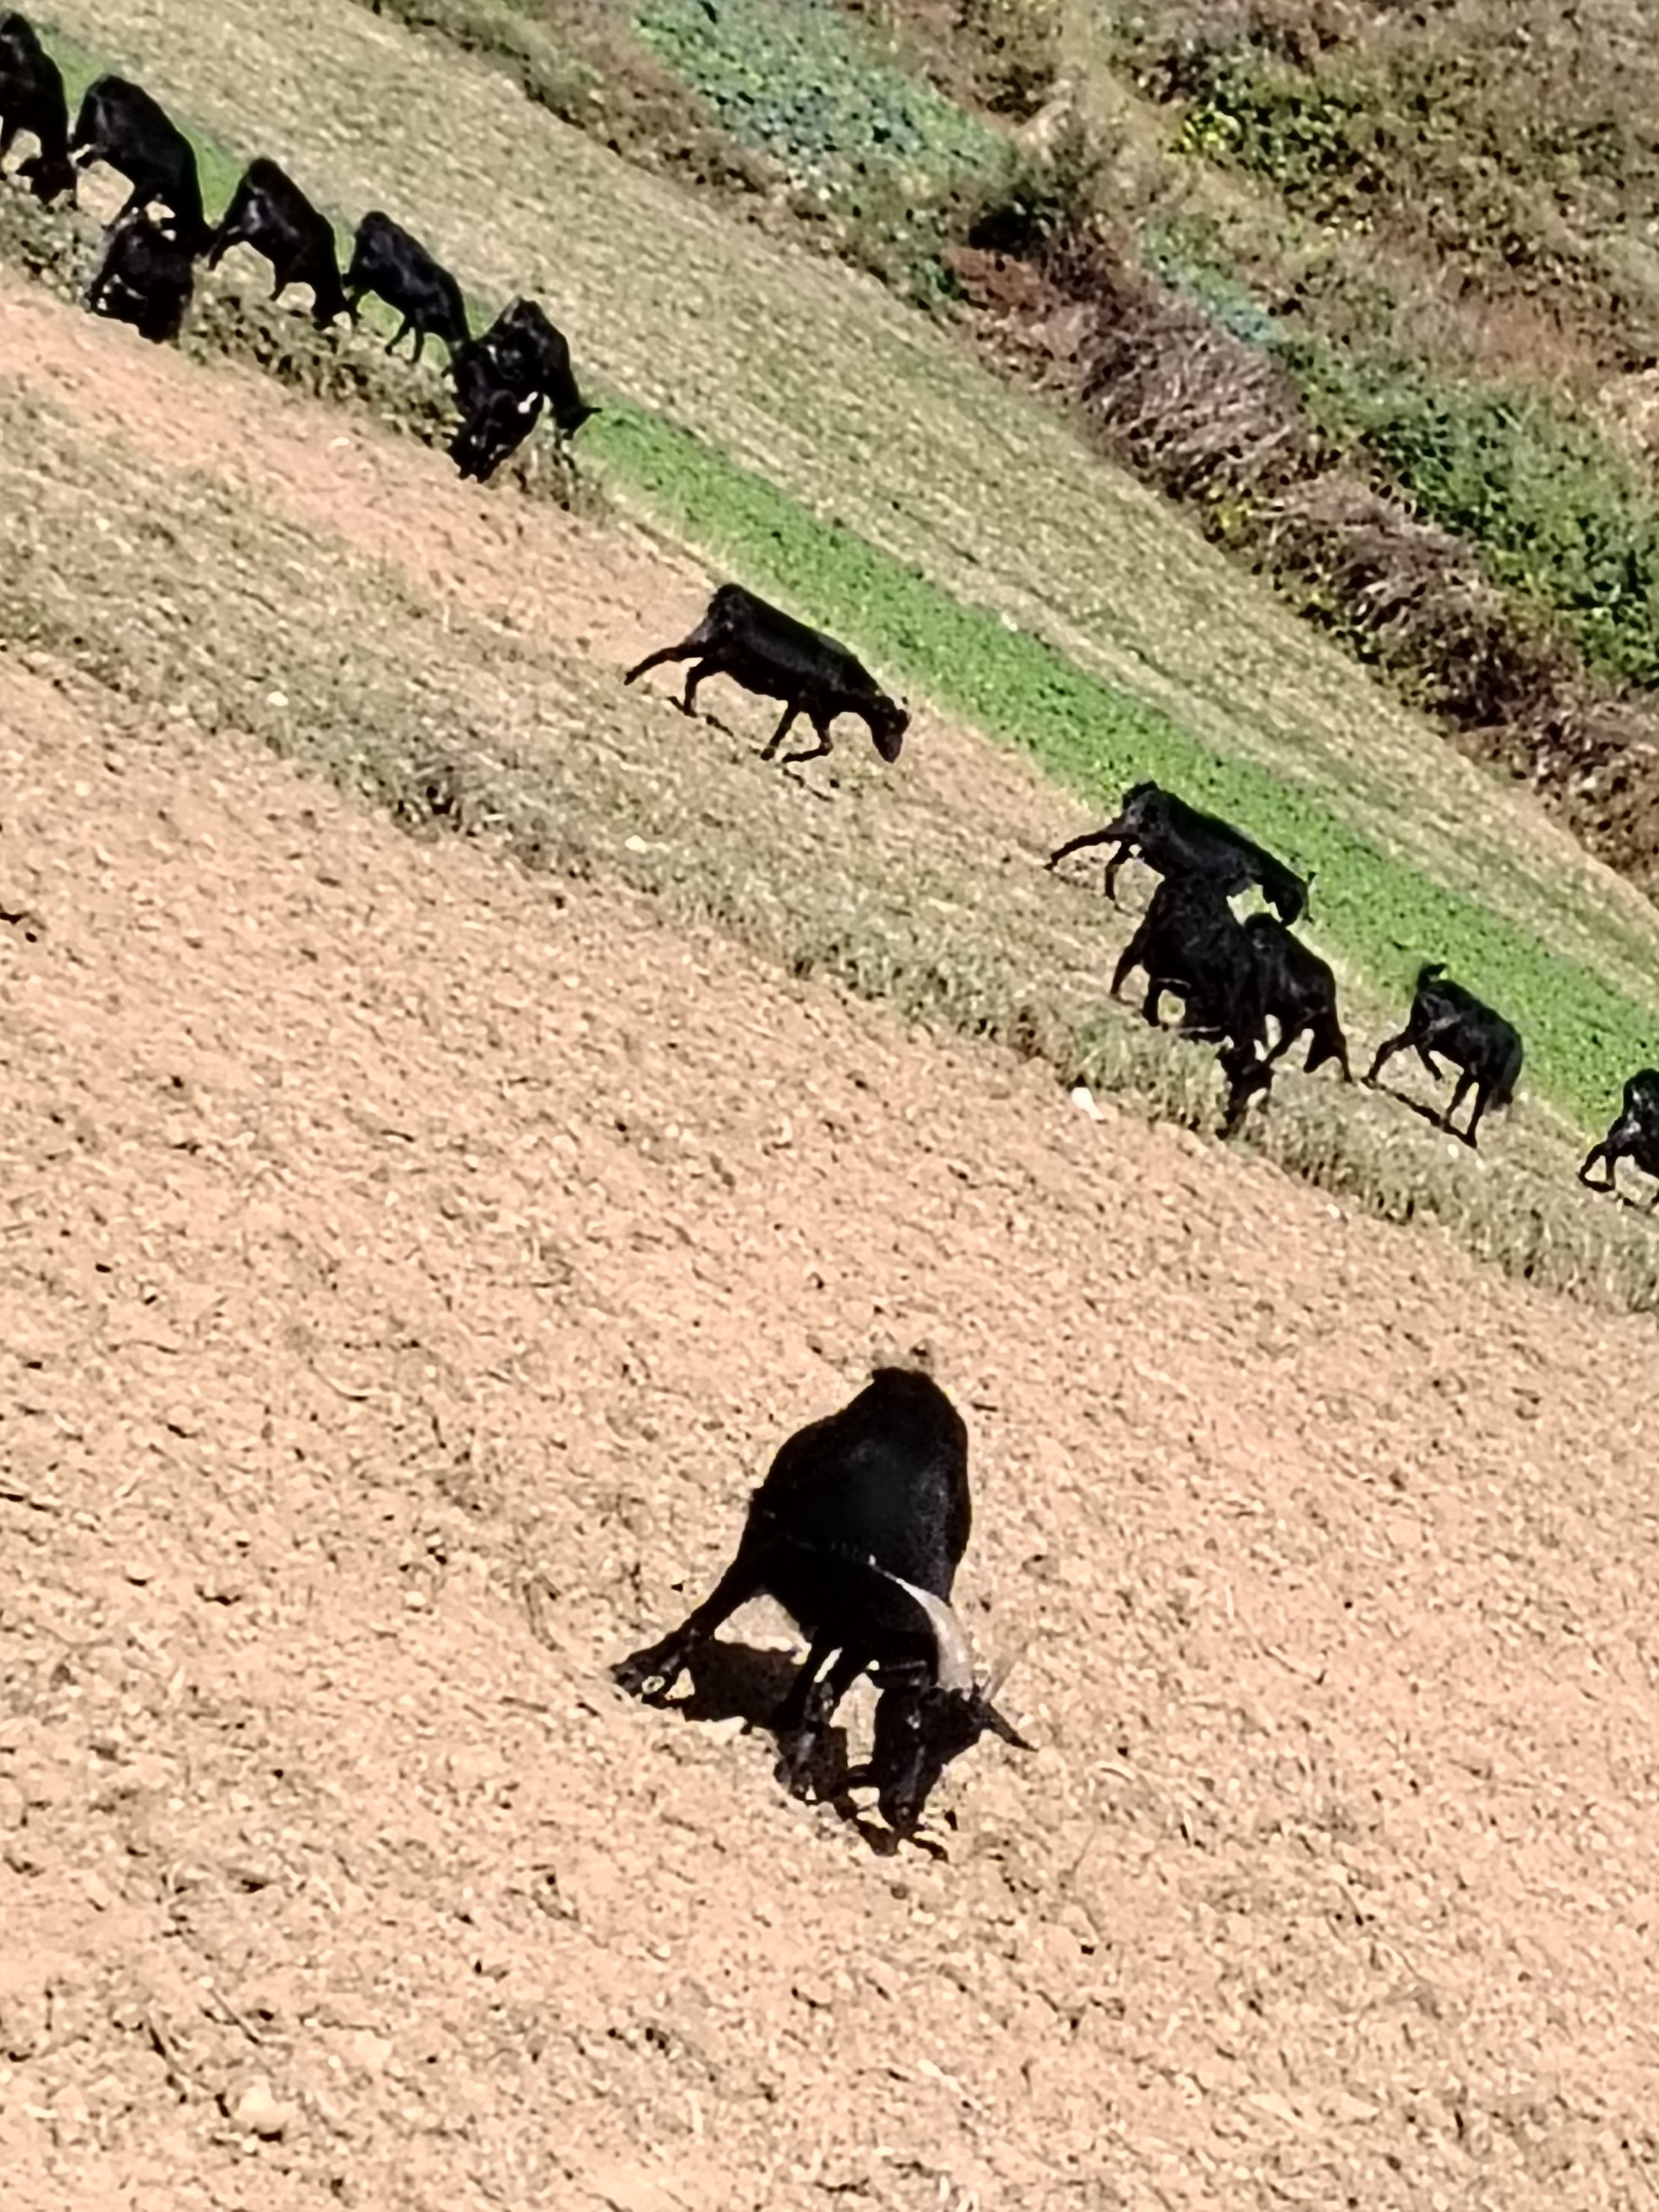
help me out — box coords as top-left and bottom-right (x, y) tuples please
(1068, 249), (1314, 501)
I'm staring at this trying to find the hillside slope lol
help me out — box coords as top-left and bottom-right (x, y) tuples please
(29, 0), (1659, 1062)
(4, 292), (1659, 2210)
(12, 258), (1659, 1314)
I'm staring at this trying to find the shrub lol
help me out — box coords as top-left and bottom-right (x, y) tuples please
(1285, 342), (1659, 692)
(957, 114), (1107, 262)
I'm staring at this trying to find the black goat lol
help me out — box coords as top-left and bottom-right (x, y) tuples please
(207, 158), (346, 326)
(450, 366), (541, 485)
(344, 210), (468, 363)
(612, 1361), (1027, 1836)
(1110, 874), (1272, 1129)
(624, 583), (910, 767)
(449, 297), (595, 483)
(0, 11), (74, 203)
(1243, 913), (1351, 1081)
(69, 74), (206, 248)
(1365, 961), (1522, 1147)
(1049, 780), (1308, 925)
(1580, 1069), (1659, 1203)
(84, 204), (195, 343)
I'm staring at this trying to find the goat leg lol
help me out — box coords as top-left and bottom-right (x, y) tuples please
(1364, 1030), (1410, 1087)
(612, 1551), (767, 1700)
(1443, 1067), (1475, 1139)
(779, 712), (835, 768)
(760, 701), (801, 761)
(774, 1643), (868, 1799)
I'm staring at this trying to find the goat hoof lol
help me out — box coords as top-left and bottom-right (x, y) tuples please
(612, 1640), (684, 1699)
(773, 1728), (826, 1800)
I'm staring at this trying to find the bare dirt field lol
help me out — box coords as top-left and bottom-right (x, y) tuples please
(6, 503), (1659, 2210)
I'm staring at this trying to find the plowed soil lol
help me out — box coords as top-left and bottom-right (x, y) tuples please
(5, 290), (1659, 2212)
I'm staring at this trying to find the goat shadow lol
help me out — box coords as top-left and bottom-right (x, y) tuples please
(631, 1638), (943, 1860)
(1367, 1080), (1475, 1144)
(659, 1636), (800, 1726)
(1591, 1177), (1659, 1213)
(687, 706), (839, 801)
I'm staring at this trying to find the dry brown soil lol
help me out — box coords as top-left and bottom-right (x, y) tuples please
(4, 287), (1659, 2212)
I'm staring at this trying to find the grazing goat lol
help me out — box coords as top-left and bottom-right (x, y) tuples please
(1049, 780), (1308, 925)
(612, 1361), (1028, 1836)
(450, 362), (541, 486)
(449, 297), (595, 482)
(84, 204), (195, 343)
(69, 74), (206, 247)
(0, 11), (74, 203)
(344, 210), (468, 363)
(624, 582), (909, 766)
(1580, 1069), (1659, 1203)
(207, 158), (346, 326)
(1243, 913), (1351, 1081)
(1365, 962), (1522, 1147)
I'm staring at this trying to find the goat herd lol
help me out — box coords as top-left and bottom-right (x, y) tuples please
(0, 11), (596, 480)
(1040, 784), (1659, 1200)
(9, 12), (1659, 1843)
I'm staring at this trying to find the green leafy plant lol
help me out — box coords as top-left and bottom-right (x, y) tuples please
(635, 0), (995, 195)
(1285, 340), (1659, 692)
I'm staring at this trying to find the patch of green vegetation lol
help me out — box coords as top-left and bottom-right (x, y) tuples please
(633, 0), (1001, 300)
(1170, 47), (1391, 231)
(1139, 218), (1279, 348)
(1280, 342), (1659, 692)
(588, 400), (1657, 1127)
(635, 0), (994, 195)
(1136, 217), (1659, 698)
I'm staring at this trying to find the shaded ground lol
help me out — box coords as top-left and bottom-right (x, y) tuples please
(6, 603), (1659, 2211)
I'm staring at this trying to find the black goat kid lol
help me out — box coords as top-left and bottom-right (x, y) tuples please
(624, 583), (909, 767)
(1048, 780), (1309, 925)
(612, 1363), (1027, 1836)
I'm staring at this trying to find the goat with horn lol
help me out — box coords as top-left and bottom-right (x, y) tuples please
(612, 1354), (1029, 1837)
